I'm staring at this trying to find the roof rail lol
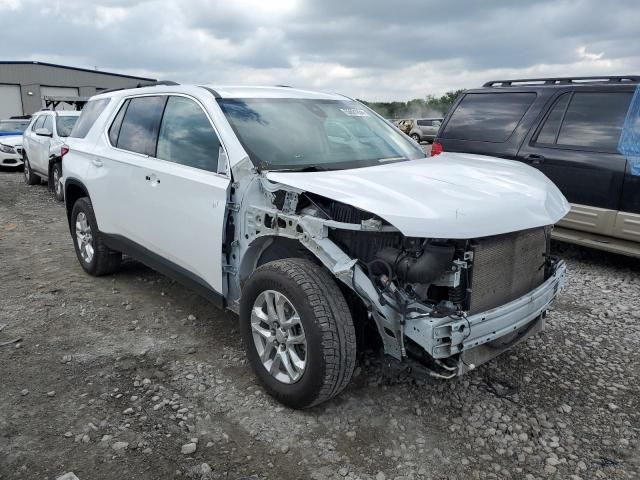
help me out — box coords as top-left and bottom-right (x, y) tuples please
(99, 80), (180, 95)
(483, 76), (640, 87)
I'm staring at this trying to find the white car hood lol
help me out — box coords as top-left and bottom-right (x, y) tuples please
(265, 152), (570, 239)
(0, 135), (22, 147)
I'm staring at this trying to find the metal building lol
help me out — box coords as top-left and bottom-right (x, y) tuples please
(0, 61), (156, 119)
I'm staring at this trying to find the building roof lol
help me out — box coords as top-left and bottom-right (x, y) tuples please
(0, 61), (155, 81)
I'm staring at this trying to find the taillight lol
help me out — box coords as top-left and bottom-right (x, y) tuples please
(60, 145), (69, 157)
(430, 142), (443, 156)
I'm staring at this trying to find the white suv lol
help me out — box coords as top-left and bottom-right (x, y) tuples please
(23, 110), (80, 200)
(62, 83), (569, 408)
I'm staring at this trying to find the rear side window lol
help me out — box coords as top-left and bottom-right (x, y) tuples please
(42, 116), (53, 133)
(108, 100), (130, 146)
(557, 92), (632, 151)
(32, 115), (46, 130)
(535, 94), (571, 145)
(156, 96), (220, 172)
(70, 98), (110, 138)
(442, 93), (536, 142)
(115, 96), (166, 156)
(56, 116), (78, 137)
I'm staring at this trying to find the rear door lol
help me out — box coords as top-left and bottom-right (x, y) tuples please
(137, 94), (229, 294)
(517, 90), (633, 211)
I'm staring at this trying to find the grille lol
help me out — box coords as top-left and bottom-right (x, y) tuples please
(469, 227), (547, 314)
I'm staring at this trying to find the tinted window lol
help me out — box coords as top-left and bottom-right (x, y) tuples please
(156, 96), (220, 172)
(56, 116), (78, 137)
(108, 100), (129, 146)
(442, 93), (536, 142)
(70, 98), (110, 138)
(556, 92), (632, 151)
(42, 116), (53, 133)
(535, 93), (571, 145)
(417, 120), (428, 126)
(117, 96), (166, 156)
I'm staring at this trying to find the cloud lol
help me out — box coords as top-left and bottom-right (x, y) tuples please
(0, 0), (638, 100)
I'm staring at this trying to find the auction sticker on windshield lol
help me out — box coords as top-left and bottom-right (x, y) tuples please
(340, 107), (369, 117)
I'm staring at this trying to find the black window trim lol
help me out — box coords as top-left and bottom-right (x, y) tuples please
(104, 92), (230, 178)
(530, 89), (630, 155)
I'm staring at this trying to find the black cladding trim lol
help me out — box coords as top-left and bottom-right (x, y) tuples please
(101, 233), (224, 309)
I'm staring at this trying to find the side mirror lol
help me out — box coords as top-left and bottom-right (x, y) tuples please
(35, 128), (52, 137)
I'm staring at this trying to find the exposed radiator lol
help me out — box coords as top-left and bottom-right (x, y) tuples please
(469, 227), (547, 314)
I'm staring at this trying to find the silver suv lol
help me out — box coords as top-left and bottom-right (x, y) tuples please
(409, 118), (443, 143)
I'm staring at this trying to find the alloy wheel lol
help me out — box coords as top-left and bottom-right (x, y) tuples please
(53, 168), (62, 197)
(75, 212), (94, 264)
(251, 290), (307, 384)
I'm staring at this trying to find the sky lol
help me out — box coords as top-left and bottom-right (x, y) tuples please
(1, 0), (639, 101)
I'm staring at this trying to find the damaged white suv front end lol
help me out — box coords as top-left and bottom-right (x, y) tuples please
(230, 152), (568, 380)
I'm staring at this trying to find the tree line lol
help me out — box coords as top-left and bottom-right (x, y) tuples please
(358, 90), (465, 120)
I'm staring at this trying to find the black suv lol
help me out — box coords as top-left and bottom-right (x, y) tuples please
(433, 76), (640, 258)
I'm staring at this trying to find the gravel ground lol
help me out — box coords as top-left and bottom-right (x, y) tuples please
(1, 169), (639, 480)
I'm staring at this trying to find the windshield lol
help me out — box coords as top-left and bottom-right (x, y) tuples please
(56, 116), (79, 137)
(218, 98), (425, 171)
(0, 120), (30, 133)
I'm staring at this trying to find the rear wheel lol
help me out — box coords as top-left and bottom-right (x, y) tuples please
(71, 197), (122, 276)
(23, 155), (39, 185)
(52, 162), (64, 202)
(240, 259), (356, 409)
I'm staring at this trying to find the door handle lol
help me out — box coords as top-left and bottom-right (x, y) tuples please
(91, 158), (103, 167)
(524, 154), (545, 165)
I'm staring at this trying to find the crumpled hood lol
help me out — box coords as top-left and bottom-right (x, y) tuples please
(265, 152), (570, 239)
(0, 135), (22, 147)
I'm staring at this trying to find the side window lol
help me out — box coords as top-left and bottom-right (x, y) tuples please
(442, 92), (536, 142)
(33, 115), (46, 131)
(417, 120), (427, 126)
(108, 99), (130, 146)
(556, 92), (632, 152)
(156, 96), (221, 172)
(116, 96), (166, 156)
(432, 120), (442, 127)
(70, 98), (111, 138)
(535, 93), (571, 145)
(42, 115), (53, 133)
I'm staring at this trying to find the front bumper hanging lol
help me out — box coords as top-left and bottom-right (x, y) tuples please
(404, 260), (567, 373)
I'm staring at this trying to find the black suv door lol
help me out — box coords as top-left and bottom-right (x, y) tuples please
(517, 89), (633, 210)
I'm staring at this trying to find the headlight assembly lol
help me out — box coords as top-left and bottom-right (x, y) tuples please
(0, 144), (16, 154)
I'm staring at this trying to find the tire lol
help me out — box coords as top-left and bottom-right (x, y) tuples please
(411, 133), (421, 143)
(240, 258), (356, 409)
(70, 197), (122, 276)
(23, 154), (39, 185)
(51, 162), (64, 202)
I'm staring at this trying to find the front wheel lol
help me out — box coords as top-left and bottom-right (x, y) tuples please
(411, 133), (421, 143)
(240, 259), (356, 409)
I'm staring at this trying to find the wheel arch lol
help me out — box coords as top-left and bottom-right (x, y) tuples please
(64, 178), (90, 228)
